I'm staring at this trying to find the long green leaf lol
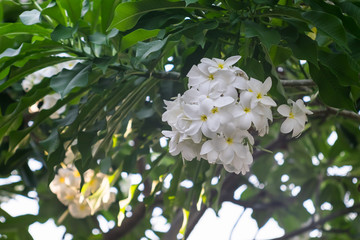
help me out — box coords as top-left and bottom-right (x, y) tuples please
(0, 56), (75, 92)
(120, 28), (160, 51)
(108, 0), (216, 31)
(0, 23), (51, 38)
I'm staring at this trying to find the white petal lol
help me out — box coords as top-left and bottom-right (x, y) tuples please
(262, 77), (272, 93)
(277, 104), (291, 117)
(225, 55), (241, 66)
(213, 96), (234, 107)
(220, 147), (234, 164)
(261, 96), (277, 106)
(280, 118), (295, 134)
(200, 141), (213, 155)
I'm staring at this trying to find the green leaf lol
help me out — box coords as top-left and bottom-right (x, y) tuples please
(243, 21), (281, 50)
(40, 130), (60, 155)
(240, 57), (265, 81)
(135, 37), (168, 61)
(56, 0), (83, 24)
(50, 24), (77, 41)
(309, 63), (355, 111)
(185, 0), (198, 6)
(109, 0), (215, 31)
(288, 34), (318, 66)
(78, 130), (97, 165)
(42, 3), (67, 26)
(0, 23), (51, 38)
(19, 9), (41, 25)
(50, 62), (92, 98)
(120, 28), (160, 51)
(89, 32), (107, 45)
(302, 10), (348, 50)
(101, 0), (120, 32)
(269, 45), (292, 66)
(0, 56), (74, 93)
(109, 0), (185, 31)
(319, 51), (360, 87)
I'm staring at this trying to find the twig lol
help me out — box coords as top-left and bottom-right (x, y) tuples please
(229, 208), (247, 240)
(280, 79), (316, 87)
(270, 203), (360, 240)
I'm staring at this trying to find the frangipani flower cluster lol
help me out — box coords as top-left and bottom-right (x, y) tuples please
(49, 165), (116, 218)
(22, 59), (79, 118)
(162, 56), (312, 174)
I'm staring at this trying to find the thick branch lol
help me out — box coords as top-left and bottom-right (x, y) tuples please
(312, 107), (360, 122)
(103, 203), (146, 240)
(271, 204), (360, 240)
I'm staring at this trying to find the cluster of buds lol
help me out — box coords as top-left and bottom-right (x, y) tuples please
(49, 165), (116, 218)
(162, 56), (312, 174)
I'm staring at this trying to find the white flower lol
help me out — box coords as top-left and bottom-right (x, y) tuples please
(233, 92), (263, 130)
(183, 99), (214, 138)
(56, 187), (78, 206)
(162, 129), (201, 161)
(86, 176), (116, 215)
(200, 124), (254, 174)
(245, 77), (276, 107)
(162, 94), (184, 126)
(223, 150), (253, 175)
(277, 99), (313, 137)
(49, 166), (81, 194)
(41, 93), (66, 119)
(68, 196), (91, 218)
(201, 55), (241, 73)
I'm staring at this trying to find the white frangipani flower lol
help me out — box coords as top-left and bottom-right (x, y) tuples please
(233, 92), (263, 130)
(41, 93), (66, 119)
(277, 99), (313, 137)
(162, 129), (201, 160)
(68, 196), (91, 219)
(201, 55), (241, 73)
(50, 164), (117, 219)
(245, 77), (277, 107)
(49, 166), (81, 194)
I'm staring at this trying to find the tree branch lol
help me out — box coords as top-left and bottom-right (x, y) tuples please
(103, 203), (146, 240)
(312, 107), (360, 122)
(271, 204), (360, 240)
(280, 79), (316, 87)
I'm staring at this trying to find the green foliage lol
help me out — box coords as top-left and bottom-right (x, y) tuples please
(0, 0), (360, 239)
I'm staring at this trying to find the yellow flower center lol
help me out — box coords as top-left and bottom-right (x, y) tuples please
(74, 170), (80, 177)
(211, 107), (218, 114)
(79, 203), (87, 211)
(218, 63), (224, 69)
(65, 195), (75, 200)
(226, 138), (233, 145)
(59, 177), (65, 183)
(244, 107), (251, 113)
(208, 74), (214, 80)
(256, 93), (262, 99)
(289, 112), (295, 119)
(248, 89), (253, 92)
(201, 115), (207, 121)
